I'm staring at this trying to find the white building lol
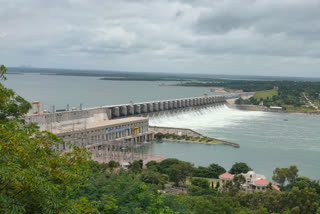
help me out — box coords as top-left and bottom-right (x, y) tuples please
(219, 171), (280, 192)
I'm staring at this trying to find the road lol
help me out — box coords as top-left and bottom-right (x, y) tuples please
(302, 92), (318, 109)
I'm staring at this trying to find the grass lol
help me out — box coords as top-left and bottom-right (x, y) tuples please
(155, 133), (221, 144)
(282, 105), (320, 113)
(253, 90), (278, 100)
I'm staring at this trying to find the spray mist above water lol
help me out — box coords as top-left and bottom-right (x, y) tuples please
(149, 105), (267, 131)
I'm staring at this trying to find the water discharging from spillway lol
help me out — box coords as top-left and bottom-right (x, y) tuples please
(149, 104), (266, 134)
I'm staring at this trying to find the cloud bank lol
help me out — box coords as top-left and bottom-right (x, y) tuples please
(1, 0), (320, 76)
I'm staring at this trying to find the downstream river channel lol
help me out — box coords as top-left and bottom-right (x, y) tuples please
(4, 73), (320, 180)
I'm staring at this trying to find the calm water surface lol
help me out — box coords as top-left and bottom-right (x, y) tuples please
(5, 73), (320, 180)
(4, 73), (211, 109)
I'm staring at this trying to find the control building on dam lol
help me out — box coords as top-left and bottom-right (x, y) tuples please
(53, 117), (153, 152)
(25, 95), (226, 150)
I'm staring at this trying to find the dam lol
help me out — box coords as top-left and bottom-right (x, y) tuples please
(25, 95), (226, 156)
(25, 95), (226, 132)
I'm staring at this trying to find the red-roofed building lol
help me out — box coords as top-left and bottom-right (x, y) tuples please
(252, 178), (269, 191)
(272, 184), (280, 192)
(219, 170), (281, 193)
(219, 172), (233, 184)
(255, 178), (269, 185)
(219, 172), (233, 179)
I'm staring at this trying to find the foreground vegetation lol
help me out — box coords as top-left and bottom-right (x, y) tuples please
(1, 65), (320, 213)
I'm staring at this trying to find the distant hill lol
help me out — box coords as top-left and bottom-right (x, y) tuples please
(6, 67), (320, 82)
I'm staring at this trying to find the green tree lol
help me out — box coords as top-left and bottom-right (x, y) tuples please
(191, 178), (210, 189)
(207, 163), (226, 178)
(140, 170), (160, 185)
(154, 132), (164, 140)
(0, 65), (7, 80)
(289, 206), (300, 214)
(193, 163), (226, 178)
(128, 160), (143, 173)
(0, 67), (100, 212)
(233, 174), (246, 189)
(272, 165), (299, 187)
(0, 65), (31, 122)
(229, 162), (252, 174)
(287, 187), (319, 214)
(146, 160), (158, 170)
(0, 116), (95, 213)
(287, 165), (299, 184)
(157, 158), (181, 174)
(168, 162), (193, 186)
(107, 160), (120, 169)
(272, 167), (287, 187)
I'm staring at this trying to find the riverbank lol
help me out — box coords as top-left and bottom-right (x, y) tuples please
(231, 104), (320, 116)
(150, 126), (240, 148)
(160, 138), (236, 147)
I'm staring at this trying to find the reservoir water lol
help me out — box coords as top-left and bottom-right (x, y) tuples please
(4, 73), (212, 109)
(4, 73), (320, 180)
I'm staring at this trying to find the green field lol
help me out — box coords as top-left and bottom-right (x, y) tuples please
(253, 90), (278, 100)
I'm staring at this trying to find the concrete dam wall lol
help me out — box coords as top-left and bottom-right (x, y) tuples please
(25, 95), (226, 131)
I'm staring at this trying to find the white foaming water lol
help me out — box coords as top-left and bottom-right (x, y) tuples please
(150, 105), (266, 131)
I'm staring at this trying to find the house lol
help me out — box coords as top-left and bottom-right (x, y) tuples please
(241, 171), (267, 192)
(219, 170), (281, 192)
(252, 178), (269, 191)
(219, 171), (234, 184)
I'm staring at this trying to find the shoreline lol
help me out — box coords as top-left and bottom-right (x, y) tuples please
(150, 126), (240, 148)
(159, 138), (237, 147)
(230, 104), (320, 117)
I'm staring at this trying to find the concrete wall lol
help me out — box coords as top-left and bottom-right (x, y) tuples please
(25, 107), (112, 132)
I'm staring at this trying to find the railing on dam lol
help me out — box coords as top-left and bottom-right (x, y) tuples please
(25, 95), (226, 131)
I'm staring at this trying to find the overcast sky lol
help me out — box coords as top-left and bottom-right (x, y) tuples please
(1, 0), (320, 77)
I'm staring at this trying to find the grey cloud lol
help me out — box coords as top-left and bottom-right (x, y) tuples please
(0, 32), (7, 38)
(189, 0), (320, 58)
(193, 0), (320, 38)
(0, 0), (320, 76)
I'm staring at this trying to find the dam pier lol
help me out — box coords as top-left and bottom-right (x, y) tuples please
(110, 95), (225, 118)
